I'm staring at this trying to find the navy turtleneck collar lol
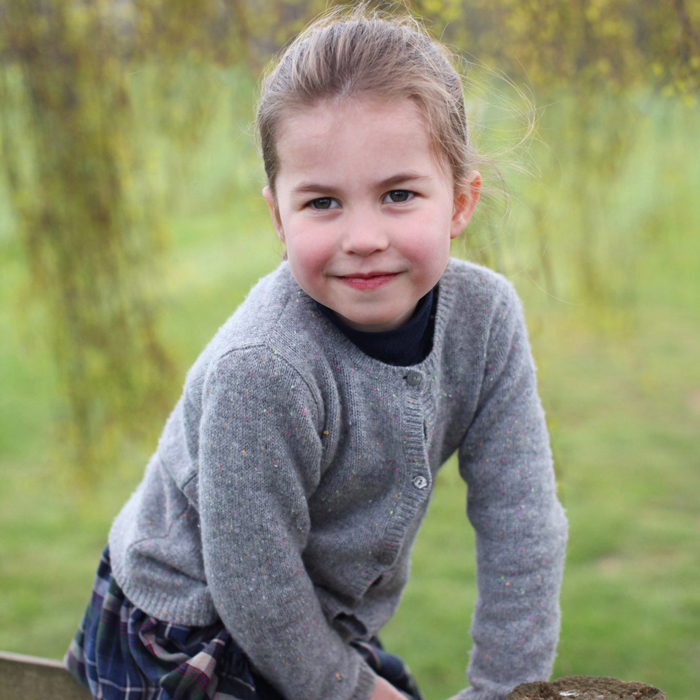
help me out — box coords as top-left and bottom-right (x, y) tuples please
(316, 287), (438, 366)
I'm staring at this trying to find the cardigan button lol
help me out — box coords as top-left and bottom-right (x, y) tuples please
(378, 550), (393, 565)
(406, 371), (422, 386)
(413, 475), (428, 490)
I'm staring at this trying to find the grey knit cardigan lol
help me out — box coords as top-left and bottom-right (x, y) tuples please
(109, 258), (567, 700)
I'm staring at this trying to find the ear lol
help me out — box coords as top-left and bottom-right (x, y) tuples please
(450, 171), (481, 240)
(263, 186), (285, 244)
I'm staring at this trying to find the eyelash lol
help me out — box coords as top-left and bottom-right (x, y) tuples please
(307, 190), (415, 210)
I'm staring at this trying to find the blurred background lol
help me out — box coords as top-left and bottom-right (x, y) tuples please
(0, 0), (698, 698)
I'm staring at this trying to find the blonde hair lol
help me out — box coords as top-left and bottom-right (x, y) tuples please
(256, 6), (475, 196)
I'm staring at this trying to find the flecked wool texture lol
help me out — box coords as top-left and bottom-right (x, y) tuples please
(108, 258), (568, 700)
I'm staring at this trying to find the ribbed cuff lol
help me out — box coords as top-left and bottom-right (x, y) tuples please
(458, 686), (511, 700)
(352, 658), (377, 700)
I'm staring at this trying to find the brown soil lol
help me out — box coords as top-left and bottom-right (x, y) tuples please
(506, 676), (666, 700)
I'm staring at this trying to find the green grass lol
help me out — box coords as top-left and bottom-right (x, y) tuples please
(1, 86), (699, 699)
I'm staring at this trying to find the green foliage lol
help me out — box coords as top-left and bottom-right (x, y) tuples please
(0, 1), (178, 484)
(411, 0), (700, 95)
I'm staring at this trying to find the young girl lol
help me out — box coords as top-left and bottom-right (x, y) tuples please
(66, 8), (567, 700)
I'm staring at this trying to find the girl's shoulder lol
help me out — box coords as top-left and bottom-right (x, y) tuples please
(434, 258), (530, 365)
(182, 263), (336, 397)
(442, 257), (522, 320)
(444, 257), (514, 296)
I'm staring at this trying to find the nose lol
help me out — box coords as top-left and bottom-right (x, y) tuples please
(340, 208), (390, 256)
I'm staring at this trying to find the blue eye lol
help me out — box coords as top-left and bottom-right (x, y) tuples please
(309, 197), (339, 210)
(383, 190), (414, 203)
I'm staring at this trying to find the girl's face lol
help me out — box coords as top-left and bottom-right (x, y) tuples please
(264, 96), (480, 332)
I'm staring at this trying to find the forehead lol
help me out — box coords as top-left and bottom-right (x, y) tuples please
(274, 96), (448, 187)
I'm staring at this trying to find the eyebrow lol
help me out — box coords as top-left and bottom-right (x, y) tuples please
(291, 172), (430, 196)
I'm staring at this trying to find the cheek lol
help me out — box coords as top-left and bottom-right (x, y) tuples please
(285, 228), (333, 281)
(402, 214), (453, 266)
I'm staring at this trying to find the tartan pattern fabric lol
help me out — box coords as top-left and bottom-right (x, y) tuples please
(65, 548), (423, 700)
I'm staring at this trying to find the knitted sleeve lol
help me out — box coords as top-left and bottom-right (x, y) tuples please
(457, 280), (568, 700)
(197, 346), (375, 700)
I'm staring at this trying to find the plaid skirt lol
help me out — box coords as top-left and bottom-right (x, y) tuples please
(65, 548), (424, 700)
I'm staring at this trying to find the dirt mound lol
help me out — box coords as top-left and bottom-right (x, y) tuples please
(506, 676), (666, 700)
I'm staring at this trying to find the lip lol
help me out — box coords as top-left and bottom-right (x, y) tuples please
(336, 272), (399, 291)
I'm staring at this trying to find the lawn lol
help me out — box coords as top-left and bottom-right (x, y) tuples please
(0, 82), (698, 699)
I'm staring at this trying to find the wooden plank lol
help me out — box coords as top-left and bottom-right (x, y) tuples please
(0, 651), (92, 700)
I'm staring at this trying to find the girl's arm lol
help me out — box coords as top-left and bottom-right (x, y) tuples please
(198, 347), (375, 700)
(457, 280), (568, 700)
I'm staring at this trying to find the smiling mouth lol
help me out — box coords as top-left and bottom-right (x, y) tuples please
(337, 272), (399, 291)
